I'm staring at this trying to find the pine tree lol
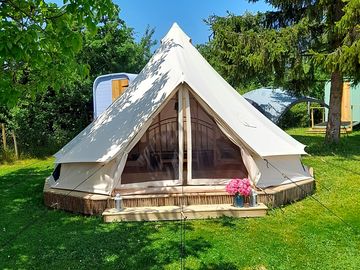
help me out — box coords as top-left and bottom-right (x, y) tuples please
(204, 0), (360, 143)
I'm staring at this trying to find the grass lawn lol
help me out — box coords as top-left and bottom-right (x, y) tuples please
(0, 128), (359, 269)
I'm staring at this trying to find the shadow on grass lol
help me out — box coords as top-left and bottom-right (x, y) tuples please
(212, 216), (238, 229)
(1, 165), (52, 187)
(0, 166), (54, 251)
(0, 163), (213, 269)
(162, 219), (195, 233)
(1, 215), (213, 269)
(198, 261), (238, 270)
(0, 166), (52, 214)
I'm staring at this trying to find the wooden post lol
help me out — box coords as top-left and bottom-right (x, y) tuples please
(11, 130), (18, 159)
(311, 108), (314, 128)
(307, 102), (310, 127)
(350, 105), (353, 131)
(1, 123), (7, 151)
(184, 88), (192, 184)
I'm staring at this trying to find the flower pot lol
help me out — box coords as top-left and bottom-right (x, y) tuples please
(233, 194), (244, 208)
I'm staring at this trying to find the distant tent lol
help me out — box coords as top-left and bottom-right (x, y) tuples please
(47, 23), (312, 196)
(243, 88), (328, 124)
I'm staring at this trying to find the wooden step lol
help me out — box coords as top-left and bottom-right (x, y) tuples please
(306, 128), (351, 134)
(102, 203), (268, 222)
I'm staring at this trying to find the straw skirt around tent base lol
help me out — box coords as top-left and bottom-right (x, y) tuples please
(43, 178), (315, 218)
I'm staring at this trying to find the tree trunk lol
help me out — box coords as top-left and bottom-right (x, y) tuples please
(325, 0), (346, 143)
(325, 71), (343, 143)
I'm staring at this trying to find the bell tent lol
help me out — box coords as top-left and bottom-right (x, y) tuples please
(46, 23), (313, 208)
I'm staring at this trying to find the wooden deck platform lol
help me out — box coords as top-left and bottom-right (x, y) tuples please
(102, 203), (268, 222)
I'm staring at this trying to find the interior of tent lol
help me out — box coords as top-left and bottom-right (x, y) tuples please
(113, 85), (252, 194)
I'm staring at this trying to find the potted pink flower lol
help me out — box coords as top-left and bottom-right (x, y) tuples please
(226, 178), (252, 207)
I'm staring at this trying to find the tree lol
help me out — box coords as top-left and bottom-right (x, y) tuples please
(200, 13), (327, 96)
(0, 0), (118, 107)
(80, 18), (155, 78)
(203, 0), (360, 143)
(2, 18), (155, 157)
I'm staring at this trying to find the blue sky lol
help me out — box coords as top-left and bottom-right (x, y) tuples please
(115, 0), (271, 45)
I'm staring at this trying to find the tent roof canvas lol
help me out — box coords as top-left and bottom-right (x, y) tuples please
(54, 23), (306, 164)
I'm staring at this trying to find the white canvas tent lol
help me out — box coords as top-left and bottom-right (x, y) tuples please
(47, 23), (312, 196)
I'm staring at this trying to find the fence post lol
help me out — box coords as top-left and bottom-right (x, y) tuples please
(310, 108), (314, 128)
(11, 130), (19, 159)
(1, 123), (7, 151)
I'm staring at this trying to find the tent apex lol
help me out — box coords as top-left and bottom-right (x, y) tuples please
(161, 22), (192, 44)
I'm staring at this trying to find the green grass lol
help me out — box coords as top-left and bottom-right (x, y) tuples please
(0, 129), (359, 270)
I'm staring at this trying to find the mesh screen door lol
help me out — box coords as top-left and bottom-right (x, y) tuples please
(121, 90), (248, 187)
(187, 93), (248, 184)
(121, 94), (179, 185)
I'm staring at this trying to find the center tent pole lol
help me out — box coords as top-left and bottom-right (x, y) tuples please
(184, 88), (192, 183)
(178, 88), (184, 184)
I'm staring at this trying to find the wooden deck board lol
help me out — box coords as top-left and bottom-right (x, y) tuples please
(102, 203), (268, 222)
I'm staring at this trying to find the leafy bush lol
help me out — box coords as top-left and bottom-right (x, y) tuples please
(278, 103), (310, 128)
(10, 82), (94, 158)
(279, 102), (326, 129)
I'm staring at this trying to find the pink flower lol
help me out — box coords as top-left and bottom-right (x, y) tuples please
(226, 177), (252, 196)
